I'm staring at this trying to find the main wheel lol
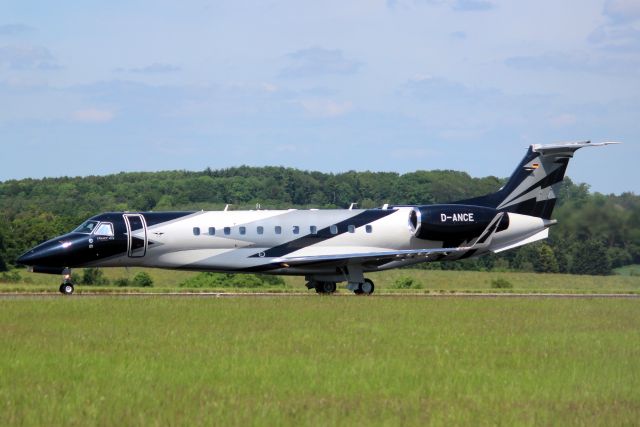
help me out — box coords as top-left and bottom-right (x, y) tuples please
(361, 279), (374, 295)
(324, 282), (337, 293)
(61, 283), (74, 295)
(316, 281), (337, 294)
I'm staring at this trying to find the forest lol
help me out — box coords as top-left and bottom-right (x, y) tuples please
(0, 166), (638, 275)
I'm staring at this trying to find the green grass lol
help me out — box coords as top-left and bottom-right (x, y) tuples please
(0, 297), (639, 426)
(615, 264), (640, 276)
(2, 268), (640, 294)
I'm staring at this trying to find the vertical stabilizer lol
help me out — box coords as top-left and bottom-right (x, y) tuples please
(453, 141), (620, 219)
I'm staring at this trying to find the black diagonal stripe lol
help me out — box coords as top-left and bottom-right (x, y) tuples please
(476, 218), (501, 244)
(501, 158), (569, 208)
(250, 209), (397, 258)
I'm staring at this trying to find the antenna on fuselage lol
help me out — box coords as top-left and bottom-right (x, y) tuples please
(349, 203), (358, 210)
(224, 204), (231, 211)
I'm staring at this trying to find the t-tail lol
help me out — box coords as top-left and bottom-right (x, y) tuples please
(453, 141), (620, 219)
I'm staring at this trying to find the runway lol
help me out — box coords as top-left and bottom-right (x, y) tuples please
(1, 292), (639, 299)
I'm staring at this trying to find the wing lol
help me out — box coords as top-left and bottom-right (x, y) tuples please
(272, 212), (505, 268)
(272, 246), (472, 267)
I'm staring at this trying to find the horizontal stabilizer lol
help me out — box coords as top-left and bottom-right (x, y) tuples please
(493, 228), (549, 253)
(531, 140), (621, 154)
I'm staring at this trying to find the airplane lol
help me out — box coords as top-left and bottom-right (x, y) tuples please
(17, 140), (619, 295)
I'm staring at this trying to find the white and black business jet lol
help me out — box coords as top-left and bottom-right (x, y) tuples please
(18, 141), (618, 295)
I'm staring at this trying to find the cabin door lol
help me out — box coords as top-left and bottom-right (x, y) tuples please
(123, 214), (148, 258)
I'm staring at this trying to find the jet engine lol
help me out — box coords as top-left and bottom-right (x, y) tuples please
(408, 204), (508, 241)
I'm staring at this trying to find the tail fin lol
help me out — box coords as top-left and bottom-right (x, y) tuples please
(453, 141), (620, 219)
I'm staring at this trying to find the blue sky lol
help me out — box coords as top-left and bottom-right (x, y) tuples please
(1, 0), (638, 194)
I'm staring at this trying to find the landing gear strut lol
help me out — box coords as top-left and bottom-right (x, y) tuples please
(59, 269), (74, 295)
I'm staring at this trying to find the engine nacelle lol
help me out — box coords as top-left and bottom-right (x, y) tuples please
(408, 204), (508, 242)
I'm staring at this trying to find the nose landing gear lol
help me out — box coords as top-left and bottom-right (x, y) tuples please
(59, 269), (75, 295)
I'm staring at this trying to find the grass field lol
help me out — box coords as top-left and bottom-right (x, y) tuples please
(615, 264), (640, 276)
(2, 267), (640, 294)
(1, 297), (639, 426)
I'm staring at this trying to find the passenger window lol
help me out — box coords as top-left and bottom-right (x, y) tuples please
(94, 223), (114, 237)
(193, 227), (201, 236)
(275, 226), (282, 235)
(224, 227), (231, 235)
(330, 225), (338, 235)
(366, 225), (373, 233)
(310, 225), (317, 234)
(293, 225), (300, 235)
(257, 226), (264, 235)
(208, 227), (216, 236)
(239, 226), (246, 235)
(348, 225), (355, 233)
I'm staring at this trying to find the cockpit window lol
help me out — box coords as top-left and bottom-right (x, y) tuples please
(94, 223), (114, 237)
(74, 220), (99, 234)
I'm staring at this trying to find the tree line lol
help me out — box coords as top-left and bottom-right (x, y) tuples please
(0, 166), (637, 275)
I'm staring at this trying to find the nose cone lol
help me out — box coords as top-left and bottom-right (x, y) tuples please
(17, 234), (87, 267)
(16, 250), (38, 266)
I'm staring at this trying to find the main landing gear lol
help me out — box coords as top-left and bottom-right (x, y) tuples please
(305, 278), (375, 295)
(306, 281), (337, 294)
(352, 278), (375, 295)
(59, 269), (74, 295)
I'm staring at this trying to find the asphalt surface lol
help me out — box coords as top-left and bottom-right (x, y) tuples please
(1, 292), (639, 298)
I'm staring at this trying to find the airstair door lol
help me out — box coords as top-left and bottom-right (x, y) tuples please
(123, 214), (147, 257)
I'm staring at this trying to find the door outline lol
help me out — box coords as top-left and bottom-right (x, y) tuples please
(123, 214), (148, 257)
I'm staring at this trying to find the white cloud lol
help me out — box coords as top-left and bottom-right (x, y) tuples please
(604, 0), (640, 23)
(549, 113), (577, 127)
(124, 63), (181, 74)
(505, 51), (639, 74)
(401, 75), (499, 101)
(0, 24), (34, 36)
(452, 0), (494, 11)
(0, 44), (60, 70)
(280, 47), (361, 78)
(261, 83), (278, 93)
(299, 99), (353, 117)
(71, 108), (115, 123)
(387, 0), (495, 11)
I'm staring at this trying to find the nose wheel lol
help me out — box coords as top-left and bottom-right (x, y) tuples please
(59, 269), (75, 295)
(59, 283), (75, 295)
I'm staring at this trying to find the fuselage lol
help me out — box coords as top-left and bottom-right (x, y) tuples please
(18, 205), (550, 276)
